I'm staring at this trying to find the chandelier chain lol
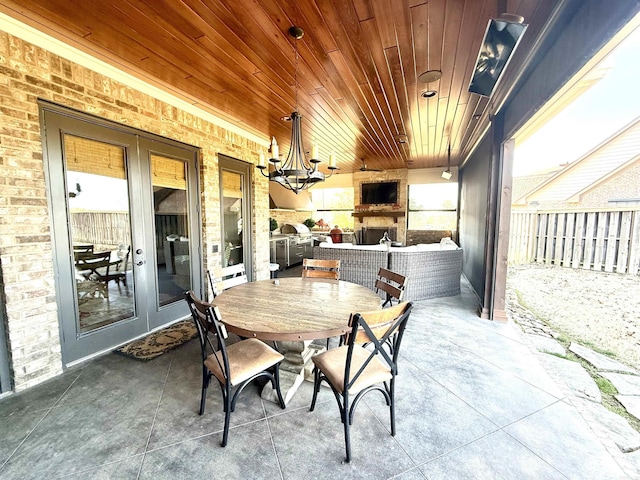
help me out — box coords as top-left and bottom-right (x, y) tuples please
(294, 34), (299, 112)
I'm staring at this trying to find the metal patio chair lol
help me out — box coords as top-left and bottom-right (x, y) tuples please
(309, 301), (414, 462)
(184, 290), (285, 447)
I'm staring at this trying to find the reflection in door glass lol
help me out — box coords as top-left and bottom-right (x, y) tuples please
(152, 155), (190, 307)
(222, 171), (244, 267)
(65, 135), (135, 333)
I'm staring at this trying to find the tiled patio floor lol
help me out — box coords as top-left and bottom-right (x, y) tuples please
(0, 276), (632, 479)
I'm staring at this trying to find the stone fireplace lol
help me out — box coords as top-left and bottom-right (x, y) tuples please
(352, 168), (408, 245)
(358, 227), (397, 245)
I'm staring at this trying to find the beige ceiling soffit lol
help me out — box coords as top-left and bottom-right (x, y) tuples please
(0, 12), (269, 148)
(513, 11), (640, 146)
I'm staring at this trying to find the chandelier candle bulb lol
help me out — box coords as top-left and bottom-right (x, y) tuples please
(329, 154), (336, 168)
(271, 137), (279, 160)
(258, 153), (265, 167)
(311, 143), (319, 160)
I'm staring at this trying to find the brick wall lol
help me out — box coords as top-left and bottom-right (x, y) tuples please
(268, 209), (315, 231)
(579, 161), (640, 208)
(0, 31), (270, 390)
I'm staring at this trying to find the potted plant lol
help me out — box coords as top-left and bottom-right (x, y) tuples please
(269, 217), (278, 236)
(303, 218), (316, 230)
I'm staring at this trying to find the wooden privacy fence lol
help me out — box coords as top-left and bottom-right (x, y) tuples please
(509, 209), (640, 275)
(70, 212), (131, 248)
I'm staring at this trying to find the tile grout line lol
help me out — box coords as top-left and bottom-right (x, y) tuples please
(498, 398), (572, 479)
(262, 398), (285, 480)
(0, 373), (82, 476)
(135, 351), (176, 479)
(362, 401), (427, 479)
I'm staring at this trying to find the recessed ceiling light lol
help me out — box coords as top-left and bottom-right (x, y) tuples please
(418, 70), (442, 83)
(421, 90), (437, 98)
(394, 134), (409, 144)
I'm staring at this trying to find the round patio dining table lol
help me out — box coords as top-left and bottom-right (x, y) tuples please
(212, 277), (382, 404)
(211, 277), (382, 341)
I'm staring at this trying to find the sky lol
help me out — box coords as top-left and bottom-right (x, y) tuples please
(513, 25), (640, 177)
(68, 172), (129, 212)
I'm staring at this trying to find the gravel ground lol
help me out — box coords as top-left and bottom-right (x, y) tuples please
(506, 264), (640, 370)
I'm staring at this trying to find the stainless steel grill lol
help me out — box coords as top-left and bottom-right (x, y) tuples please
(275, 224), (314, 267)
(281, 223), (311, 235)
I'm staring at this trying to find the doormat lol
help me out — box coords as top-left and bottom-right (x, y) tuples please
(114, 320), (198, 361)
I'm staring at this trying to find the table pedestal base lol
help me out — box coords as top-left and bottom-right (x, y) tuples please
(261, 340), (325, 405)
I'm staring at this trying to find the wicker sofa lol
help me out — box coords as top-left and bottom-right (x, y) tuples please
(313, 240), (463, 301)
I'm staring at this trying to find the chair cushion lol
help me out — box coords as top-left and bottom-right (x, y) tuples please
(204, 338), (284, 387)
(312, 345), (392, 395)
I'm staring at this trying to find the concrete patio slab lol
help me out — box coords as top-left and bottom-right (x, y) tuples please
(616, 395), (640, 422)
(603, 372), (640, 395)
(570, 343), (638, 374)
(542, 354), (602, 402)
(524, 333), (566, 356)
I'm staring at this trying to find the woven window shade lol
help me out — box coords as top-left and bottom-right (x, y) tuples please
(64, 135), (126, 179)
(151, 154), (187, 190)
(222, 171), (242, 198)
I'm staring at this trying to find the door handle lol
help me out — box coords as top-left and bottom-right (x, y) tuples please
(135, 248), (145, 266)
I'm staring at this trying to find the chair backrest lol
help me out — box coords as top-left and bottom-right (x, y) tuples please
(74, 250), (113, 273)
(220, 263), (248, 290)
(344, 301), (413, 388)
(302, 258), (340, 280)
(207, 264), (248, 293)
(184, 290), (230, 382)
(206, 269), (220, 299)
(374, 268), (408, 307)
(116, 245), (130, 273)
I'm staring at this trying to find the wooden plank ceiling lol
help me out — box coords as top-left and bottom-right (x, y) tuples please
(0, 0), (553, 173)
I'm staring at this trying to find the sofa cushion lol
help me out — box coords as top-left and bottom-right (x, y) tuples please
(389, 245), (418, 252)
(356, 244), (388, 251)
(319, 242), (353, 248)
(416, 243), (440, 251)
(440, 237), (459, 249)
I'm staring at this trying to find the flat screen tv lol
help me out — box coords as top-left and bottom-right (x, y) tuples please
(361, 181), (398, 205)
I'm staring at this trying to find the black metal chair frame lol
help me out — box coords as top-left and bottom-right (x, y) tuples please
(184, 291), (285, 447)
(310, 301), (413, 462)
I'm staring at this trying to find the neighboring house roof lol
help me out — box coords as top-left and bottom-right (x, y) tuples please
(512, 169), (561, 204)
(513, 115), (640, 205)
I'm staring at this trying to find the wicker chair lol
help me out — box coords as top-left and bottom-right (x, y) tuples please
(309, 301), (414, 462)
(184, 291), (285, 447)
(388, 249), (462, 299)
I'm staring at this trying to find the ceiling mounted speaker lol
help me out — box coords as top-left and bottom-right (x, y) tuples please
(418, 70), (442, 84)
(469, 15), (528, 97)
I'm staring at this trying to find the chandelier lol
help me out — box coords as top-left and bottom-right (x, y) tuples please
(257, 26), (337, 194)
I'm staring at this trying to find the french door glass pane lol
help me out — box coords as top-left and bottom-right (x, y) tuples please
(65, 134), (135, 333)
(222, 171), (244, 267)
(151, 154), (190, 307)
